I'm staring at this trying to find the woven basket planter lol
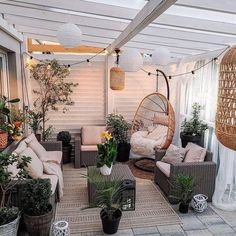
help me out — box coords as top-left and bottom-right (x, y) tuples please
(216, 48), (236, 151)
(0, 131), (8, 149)
(0, 214), (20, 236)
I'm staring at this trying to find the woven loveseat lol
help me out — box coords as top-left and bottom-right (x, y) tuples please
(154, 148), (216, 203)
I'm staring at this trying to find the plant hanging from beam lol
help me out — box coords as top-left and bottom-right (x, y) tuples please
(28, 59), (78, 141)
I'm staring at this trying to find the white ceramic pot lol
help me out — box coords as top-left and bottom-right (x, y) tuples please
(100, 164), (113, 175)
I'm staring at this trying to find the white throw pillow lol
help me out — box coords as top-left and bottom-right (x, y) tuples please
(19, 147), (44, 179)
(14, 141), (27, 155)
(24, 133), (49, 162)
(184, 142), (206, 163)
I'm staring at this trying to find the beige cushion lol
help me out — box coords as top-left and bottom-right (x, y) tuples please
(47, 151), (62, 164)
(14, 141), (27, 155)
(25, 133), (49, 162)
(184, 142), (206, 163)
(156, 161), (170, 177)
(19, 147), (44, 179)
(146, 125), (168, 148)
(153, 113), (169, 126)
(81, 126), (106, 145)
(161, 144), (187, 164)
(41, 174), (58, 195)
(81, 145), (98, 151)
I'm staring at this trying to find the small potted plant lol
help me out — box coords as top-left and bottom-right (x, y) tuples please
(22, 179), (53, 236)
(171, 174), (195, 214)
(9, 106), (25, 128)
(0, 152), (31, 236)
(97, 131), (117, 175)
(57, 131), (72, 164)
(106, 114), (131, 162)
(27, 110), (43, 141)
(85, 169), (123, 234)
(181, 103), (208, 147)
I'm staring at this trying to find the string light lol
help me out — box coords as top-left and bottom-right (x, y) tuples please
(191, 70), (195, 75)
(47, 64), (51, 69)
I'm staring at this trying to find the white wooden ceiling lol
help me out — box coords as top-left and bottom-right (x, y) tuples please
(1, 0), (236, 58)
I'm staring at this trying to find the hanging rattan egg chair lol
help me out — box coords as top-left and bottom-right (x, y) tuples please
(216, 48), (236, 151)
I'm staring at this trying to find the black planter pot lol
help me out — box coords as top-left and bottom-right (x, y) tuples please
(179, 202), (189, 213)
(116, 143), (131, 162)
(62, 144), (72, 164)
(180, 132), (204, 148)
(100, 209), (122, 234)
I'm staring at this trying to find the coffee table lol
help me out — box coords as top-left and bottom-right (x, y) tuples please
(87, 163), (136, 211)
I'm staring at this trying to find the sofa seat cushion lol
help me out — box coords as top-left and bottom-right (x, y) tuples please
(13, 140), (27, 155)
(41, 174), (58, 195)
(184, 142), (206, 163)
(47, 151), (62, 164)
(156, 161), (170, 177)
(81, 145), (98, 151)
(81, 126), (106, 145)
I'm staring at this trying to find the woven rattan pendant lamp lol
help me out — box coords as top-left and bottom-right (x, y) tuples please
(215, 48), (236, 151)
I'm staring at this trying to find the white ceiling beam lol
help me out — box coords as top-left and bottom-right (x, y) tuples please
(107, 0), (177, 53)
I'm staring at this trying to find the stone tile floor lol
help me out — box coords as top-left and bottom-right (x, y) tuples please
(76, 204), (236, 236)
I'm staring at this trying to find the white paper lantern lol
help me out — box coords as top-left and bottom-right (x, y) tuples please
(152, 47), (171, 66)
(57, 23), (82, 48)
(119, 48), (143, 72)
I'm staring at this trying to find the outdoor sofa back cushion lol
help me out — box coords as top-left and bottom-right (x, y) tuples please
(184, 142), (206, 162)
(81, 126), (106, 145)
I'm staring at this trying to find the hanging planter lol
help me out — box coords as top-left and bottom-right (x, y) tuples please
(216, 48), (236, 151)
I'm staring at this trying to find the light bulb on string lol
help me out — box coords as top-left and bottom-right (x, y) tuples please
(67, 64), (71, 72)
(87, 59), (92, 66)
(214, 57), (219, 64)
(47, 64), (51, 70)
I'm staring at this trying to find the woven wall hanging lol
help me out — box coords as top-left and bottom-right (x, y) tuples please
(215, 48), (236, 151)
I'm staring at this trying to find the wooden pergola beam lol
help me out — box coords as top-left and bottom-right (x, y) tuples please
(27, 38), (104, 54)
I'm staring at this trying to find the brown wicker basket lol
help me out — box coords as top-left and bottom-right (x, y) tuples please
(216, 48), (236, 151)
(0, 131), (8, 149)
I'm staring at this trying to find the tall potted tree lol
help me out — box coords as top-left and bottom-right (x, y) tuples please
(180, 103), (208, 147)
(57, 131), (72, 164)
(28, 59), (78, 141)
(106, 114), (131, 162)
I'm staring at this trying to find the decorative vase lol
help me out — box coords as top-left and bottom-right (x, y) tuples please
(0, 214), (20, 236)
(180, 132), (204, 148)
(52, 220), (70, 236)
(179, 202), (189, 214)
(191, 194), (208, 213)
(0, 131), (8, 149)
(62, 144), (72, 164)
(100, 164), (113, 175)
(116, 143), (130, 162)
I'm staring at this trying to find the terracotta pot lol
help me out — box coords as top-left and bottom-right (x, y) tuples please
(13, 121), (22, 128)
(0, 131), (8, 149)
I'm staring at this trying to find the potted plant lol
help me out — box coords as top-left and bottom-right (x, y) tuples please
(85, 169), (123, 234)
(9, 106), (25, 128)
(171, 174), (195, 214)
(106, 114), (131, 162)
(22, 179), (53, 236)
(57, 131), (72, 164)
(27, 110), (43, 141)
(180, 103), (208, 147)
(97, 131), (117, 175)
(0, 152), (31, 236)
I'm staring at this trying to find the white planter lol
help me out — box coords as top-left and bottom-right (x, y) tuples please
(100, 164), (113, 175)
(52, 220), (70, 236)
(191, 194), (208, 212)
(0, 214), (20, 236)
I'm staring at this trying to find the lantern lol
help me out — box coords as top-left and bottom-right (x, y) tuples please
(215, 48), (236, 151)
(110, 67), (125, 90)
(152, 47), (171, 66)
(57, 23), (82, 48)
(119, 48), (143, 72)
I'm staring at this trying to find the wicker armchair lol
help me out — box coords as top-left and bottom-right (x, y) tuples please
(154, 149), (216, 203)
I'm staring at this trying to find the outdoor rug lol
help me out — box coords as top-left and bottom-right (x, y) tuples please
(55, 164), (181, 234)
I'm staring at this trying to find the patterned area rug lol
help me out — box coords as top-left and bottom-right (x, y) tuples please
(55, 164), (181, 234)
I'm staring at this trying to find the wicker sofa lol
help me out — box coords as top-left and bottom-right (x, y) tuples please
(154, 148), (216, 203)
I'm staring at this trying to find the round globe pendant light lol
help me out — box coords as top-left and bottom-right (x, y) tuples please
(110, 49), (125, 91)
(152, 47), (171, 66)
(119, 48), (143, 72)
(57, 23), (82, 48)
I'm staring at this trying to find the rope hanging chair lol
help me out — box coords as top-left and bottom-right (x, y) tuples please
(216, 48), (236, 151)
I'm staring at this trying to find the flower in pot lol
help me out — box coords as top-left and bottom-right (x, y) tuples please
(85, 169), (123, 234)
(181, 103), (208, 147)
(57, 131), (72, 164)
(27, 110), (43, 141)
(106, 114), (131, 162)
(9, 106), (25, 128)
(22, 179), (53, 236)
(171, 174), (195, 214)
(0, 152), (31, 236)
(97, 131), (117, 175)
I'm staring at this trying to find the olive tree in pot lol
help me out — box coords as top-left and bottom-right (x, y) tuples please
(181, 103), (208, 148)
(22, 179), (52, 236)
(0, 152), (31, 236)
(106, 114), (131, 162)
(57, 131), (72, 164)
(85, 169), (123, 234)
(171, 174), (195, 214)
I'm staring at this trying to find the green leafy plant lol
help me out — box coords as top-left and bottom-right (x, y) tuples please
(28, 59), (78, 141)
(171, 174), (195, 204)
(0, 152), (31, 226)
(57, 131), (71, 146)
(181, 103), (208, 136)
(84, 168), (123, 220)
(27, 110), (43, 134)
(97, 131), (117, 168)
(106, 114), (131, 144)
(22, 179), (52, 216)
